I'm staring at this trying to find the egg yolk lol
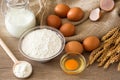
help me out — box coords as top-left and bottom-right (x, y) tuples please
(65, 59), (79, 71)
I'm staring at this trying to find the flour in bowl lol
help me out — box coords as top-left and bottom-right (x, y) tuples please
(21, 29), (63, 59)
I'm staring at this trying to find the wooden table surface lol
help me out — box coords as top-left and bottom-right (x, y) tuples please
(0, 9), (120, 80)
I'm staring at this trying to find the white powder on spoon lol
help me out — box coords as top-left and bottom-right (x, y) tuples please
(21, 29), (62, 59)
(13, 61), (32, 78)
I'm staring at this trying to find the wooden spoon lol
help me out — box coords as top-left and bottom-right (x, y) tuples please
(0, 38), (32, 78)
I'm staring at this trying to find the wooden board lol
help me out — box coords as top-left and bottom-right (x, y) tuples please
(0, 11), (120, 80)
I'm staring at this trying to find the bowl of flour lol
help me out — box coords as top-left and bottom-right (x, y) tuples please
(19, 26), (65, 62)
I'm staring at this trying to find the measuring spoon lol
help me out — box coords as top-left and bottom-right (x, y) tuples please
(0, 38), (32, 78)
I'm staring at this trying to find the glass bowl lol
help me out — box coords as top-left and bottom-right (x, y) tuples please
(60, 52), (86, 74)
(19, 26), (65, 62)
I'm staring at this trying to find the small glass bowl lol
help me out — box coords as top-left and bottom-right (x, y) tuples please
(19, 26), (65, 62)
(60, 52), (86, 74)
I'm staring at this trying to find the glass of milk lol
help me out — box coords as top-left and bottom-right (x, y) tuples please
(2, 0), (36, 38)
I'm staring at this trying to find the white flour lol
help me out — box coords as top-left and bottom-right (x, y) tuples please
(21, 29), (62, 59)
(13, 61), (32, 78)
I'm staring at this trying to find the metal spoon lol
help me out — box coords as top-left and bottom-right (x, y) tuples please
(0, 38), (32, 78)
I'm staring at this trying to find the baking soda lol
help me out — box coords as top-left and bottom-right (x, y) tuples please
(13, 61), (32, 78)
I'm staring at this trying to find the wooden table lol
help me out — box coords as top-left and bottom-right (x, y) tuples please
(0, 11), (120, 80)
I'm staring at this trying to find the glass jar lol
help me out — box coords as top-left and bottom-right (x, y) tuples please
(1, 0), (36, 38)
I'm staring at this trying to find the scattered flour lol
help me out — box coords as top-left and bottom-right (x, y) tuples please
(21, 29), (62, 59)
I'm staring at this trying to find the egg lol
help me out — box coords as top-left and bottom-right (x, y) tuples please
(47, 15), (62, 29)
(83, 36), (100, 51)
(65, 41), (83, 54)
(67, 7), (84, 21)
(60, 23), (75, 37)
(54, 4), (70, 18)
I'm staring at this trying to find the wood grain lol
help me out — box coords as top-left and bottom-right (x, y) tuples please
(0, 9), (120, 80)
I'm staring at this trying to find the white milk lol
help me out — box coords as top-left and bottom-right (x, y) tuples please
(5, 8), (36, 38)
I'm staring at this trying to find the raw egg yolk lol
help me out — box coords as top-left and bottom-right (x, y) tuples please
(65, 59), (79, 71)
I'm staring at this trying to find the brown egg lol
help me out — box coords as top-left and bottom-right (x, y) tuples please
(83, 36), (100, 51)
(47, 15), (62, 29)
(65, 41), (83, 54)
(59, 23), (75, 37)
(54, 4), (70, 18)
(67, 7), (84, 21)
